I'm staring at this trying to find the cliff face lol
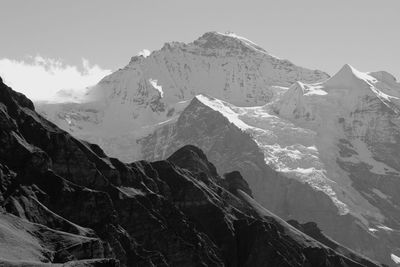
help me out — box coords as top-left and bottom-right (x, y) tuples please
(0, 78), (381, 266)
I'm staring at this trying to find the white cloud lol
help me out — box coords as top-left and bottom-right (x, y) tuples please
(0, 55), (111, 102)
(138, 49), (151, 58)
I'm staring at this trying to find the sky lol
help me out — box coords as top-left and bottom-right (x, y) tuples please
(0, 0), (399, 101)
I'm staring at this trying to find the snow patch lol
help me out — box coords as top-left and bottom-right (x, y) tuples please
(138, 49), (151, 58)
(325, 64), (375, 89)
(391, 253), (400, 264)
(149, 79), (164, 97)
(377, 225), (394, 232)
(195, 95), (253, 130)
(344, 140), (400, 175)
(217, 31), (269, 55)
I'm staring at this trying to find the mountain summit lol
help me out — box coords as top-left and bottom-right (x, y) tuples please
(325, 64), (369, 88)
(192, 31), (269, 55)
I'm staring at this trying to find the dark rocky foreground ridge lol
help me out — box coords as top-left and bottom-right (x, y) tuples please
(0, 77), (382, 266)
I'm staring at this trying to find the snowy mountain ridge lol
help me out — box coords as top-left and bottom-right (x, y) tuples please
(35, 32), (400, 266)
(37, 31), (328, 160)
(86, 31), (329, 106)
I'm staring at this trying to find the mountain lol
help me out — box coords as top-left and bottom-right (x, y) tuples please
(36, 31), (328, 161)
(88, 31), (328, 107)
(271, 64), (400, 265)
(140, 65), (400, 266)
(0, 77), (381, 266)
(273, 64), (400, 227)
(139, 90), (400, 266)
(34, 32), (400, 266)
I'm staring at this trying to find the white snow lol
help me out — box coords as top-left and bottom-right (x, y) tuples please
(149, 79), (164, 97)
(138, 49), (151, 58)
(342, 139), (400, 175)
(217, 31), (269, 55)
(391, 253), (400, 264)
(325, 64), (374, 89)
(377, 225), (394, 232)
(195, 95), (253, 130)
(368, 225), (394, 233)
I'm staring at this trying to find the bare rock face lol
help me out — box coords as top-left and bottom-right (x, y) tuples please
(0, 78), (381, 266)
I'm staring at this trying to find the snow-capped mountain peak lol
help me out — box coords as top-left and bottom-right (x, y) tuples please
(191, 31), (269, 55)
(325, 64), (375, 90)
(323, 64), (400, 101)
(80, 31), (329, 113)
(275, 64), (400, 123)
(272, 64), (400, 220)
